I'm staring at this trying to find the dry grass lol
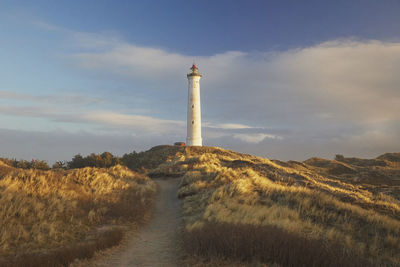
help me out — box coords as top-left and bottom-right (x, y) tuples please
(3, 145), (398, 266)
(0, 228), (123, 267)
(149, 146), (400, 266)
(0, 161), (156, 265)
(122, 145), (185, 172)
(184, 222), (370, 267)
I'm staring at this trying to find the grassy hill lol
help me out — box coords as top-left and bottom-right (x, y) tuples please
(149, 146), (400, 266)
(0, 162), (156, 266)
(1, 145), (399, 266)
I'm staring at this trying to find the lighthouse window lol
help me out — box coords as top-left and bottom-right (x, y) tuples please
(192, 104), (194, 108)
(192, 120), (194, 124)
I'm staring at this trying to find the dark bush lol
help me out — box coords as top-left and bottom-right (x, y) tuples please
(121, 145), (184, 172)
(0, 158), (50, 170)
(67, 152), (120, 169)
(335, 154), (345, 161)
(31, 160), (50, 170)
(52, 161), (67, 169)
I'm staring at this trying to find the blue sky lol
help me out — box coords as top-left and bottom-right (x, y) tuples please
(0, 1), (399, 162)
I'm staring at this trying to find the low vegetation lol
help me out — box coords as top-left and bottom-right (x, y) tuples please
(150, 146), (400, 266)
(2, 145), (399, 266)
(66, 152), (120, 169)
(304, 153), (400, 200)
(0, 158), (50, 170)
(66, 145), (184, 172)
(0, 161), (156, 266)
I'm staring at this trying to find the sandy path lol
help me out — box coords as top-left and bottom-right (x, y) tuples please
(96, 178), (182, 267)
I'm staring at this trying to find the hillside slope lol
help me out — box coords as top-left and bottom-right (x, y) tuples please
(0, 162), (156, 266)
(1, 146), (399, 266)
(303, 153), (400, 201)
(149, 146), (400, 266)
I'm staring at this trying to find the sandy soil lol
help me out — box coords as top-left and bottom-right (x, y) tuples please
(95, 177), (183, 267)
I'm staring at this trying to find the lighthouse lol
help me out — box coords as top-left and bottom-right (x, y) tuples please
(186, 64), (202, 146)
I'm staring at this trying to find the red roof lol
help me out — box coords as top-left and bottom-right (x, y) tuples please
(192, 64), (198, 69)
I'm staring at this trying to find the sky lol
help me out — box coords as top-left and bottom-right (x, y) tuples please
(0, 0), (399, 163)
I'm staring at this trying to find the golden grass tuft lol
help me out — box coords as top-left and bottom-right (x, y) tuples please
(0, 163), (156, 265)
(161, 146), (400, 266)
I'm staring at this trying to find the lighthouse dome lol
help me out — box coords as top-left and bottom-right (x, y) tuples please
(187, 64), (202, 77)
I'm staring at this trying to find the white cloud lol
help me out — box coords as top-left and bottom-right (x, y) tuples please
(74, 44), (189, 81)
(82, 111), (184, 133)
(6, 22), (400, 159)
(0, 104), (185, 135)
(0, 90), (105, 106)
(30, 22), (400, 126)
(267, 40), (400, 124)
(47, 34), (400, 156)
(0, 128), (168, 163)
(205, 122), (254, 129)
(69, 37), (400, 126)
(233, 133), (282, 143)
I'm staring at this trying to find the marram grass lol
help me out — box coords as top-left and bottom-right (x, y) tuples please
(0, 161), (156, 265)
(155, 146), (400, 266)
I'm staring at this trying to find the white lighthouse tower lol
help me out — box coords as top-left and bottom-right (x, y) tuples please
(186, 64), (202, 146)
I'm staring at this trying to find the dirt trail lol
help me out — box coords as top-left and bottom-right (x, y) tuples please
(96, 178), (182, 267)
